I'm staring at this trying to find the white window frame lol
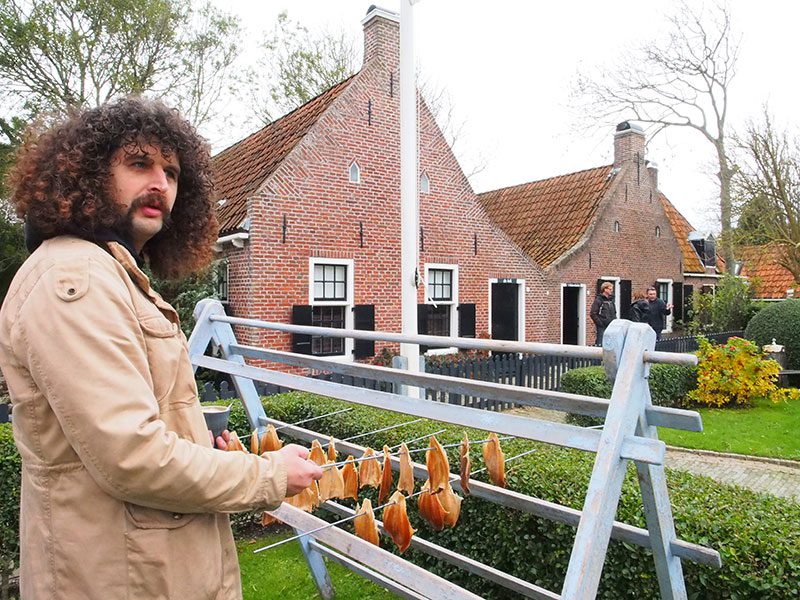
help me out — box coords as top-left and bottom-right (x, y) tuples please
(420, 172), (430, 194)
(487, 278), (526, 343)
(424, 263), (459, 355)
(560, 283), (587, 346)
(598, 276), (621, 321)
(308, 258), (355, 360)
(656, 278), (674, 333)
(349, 161), (360, 184)
(216, 258), (229, 302)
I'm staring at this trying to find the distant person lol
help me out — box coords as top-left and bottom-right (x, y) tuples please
(629, 291), (649, 323)
(645, 286), (673, 340)
(590, 281), (616, 345)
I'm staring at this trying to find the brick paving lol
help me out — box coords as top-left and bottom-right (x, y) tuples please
(665, 448), (800, 502)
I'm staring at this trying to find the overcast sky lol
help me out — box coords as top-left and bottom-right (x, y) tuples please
(211, 0), (799, 233)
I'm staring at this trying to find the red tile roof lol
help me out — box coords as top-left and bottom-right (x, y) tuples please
(659, 194), (705, 273)
(739, 244), (797, 299)
(477, 165), (615, 267)
(212, 76), (355, 233)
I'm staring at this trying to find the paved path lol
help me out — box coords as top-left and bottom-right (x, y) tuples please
(665, 448), (800, 502)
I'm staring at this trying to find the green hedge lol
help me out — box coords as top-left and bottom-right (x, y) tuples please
(0, 424), (21, 595)
(745, 299), (800, 370)
(3, 395), (798, 599)
(229, 393), (798, 599)
(561, 365), (697, 426)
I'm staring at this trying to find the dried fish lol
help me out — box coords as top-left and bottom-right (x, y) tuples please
(439, 484), (462, 528)
(353, 498), (380, 547)
(481, 432), (506, 488)
(309, 439), (327, 466)
(318, 460), (345, 503)
(341, 456), (359, 500)
(383, 491), (415, 553)
(397, 443), (414, 495)
(260, 511), (280, 527)
(285, 482), (319, 513)
(378, 445), (394, 504)
(459, 432), (471, 495)
(417, 480), (448, 531)
(259, 424), (283, 453)
(327, 436), (337, 462)
(226, 431), (246, 452)
(425, 436), (451, 493)
(250, 430), (260, 455)
(359, 448), (382, 488)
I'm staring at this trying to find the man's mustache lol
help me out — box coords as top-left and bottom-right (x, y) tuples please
(127, 193), (172, 227)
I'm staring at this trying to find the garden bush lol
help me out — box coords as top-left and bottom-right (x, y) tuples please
(689, 336), (800, 407)
(745, 299), (800, 370)
(561, 364), (697, 426)
(232, 393), (798, 599)
(0, 424), (21, 599)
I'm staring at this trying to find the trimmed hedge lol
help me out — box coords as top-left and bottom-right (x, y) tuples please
(0, 424), (21, 596)
(561, 364), (697, 426)
(3, 396), (798, 598)
(745, 299), (800, 370)
(229, 393), (798, 599)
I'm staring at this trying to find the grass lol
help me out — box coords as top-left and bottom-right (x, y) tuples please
(658, 397), (800, 460)
(237, 529), (397, 600)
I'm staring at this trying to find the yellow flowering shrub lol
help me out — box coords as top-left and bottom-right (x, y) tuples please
(689, 336), (800, 407)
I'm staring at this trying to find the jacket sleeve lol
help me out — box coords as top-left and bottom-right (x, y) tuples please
(589, 296), (602, 325)
(13, 255), (287, 514)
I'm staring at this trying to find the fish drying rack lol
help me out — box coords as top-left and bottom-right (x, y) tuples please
(188, 299), (720, 600)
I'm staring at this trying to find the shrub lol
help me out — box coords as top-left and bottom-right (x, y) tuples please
(745, 299), (800, 370)
(688, 273), (759, 334)
(0, 424), (21, 598)
(689, 336), (800, 407)
(561, 364), (697, 425)
(241, 393), (800, 599)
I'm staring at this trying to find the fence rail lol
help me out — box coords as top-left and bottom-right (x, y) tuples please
(654, 330), (744, 354)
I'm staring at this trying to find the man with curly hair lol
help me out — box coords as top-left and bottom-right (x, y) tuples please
(0, 97), (322, 599)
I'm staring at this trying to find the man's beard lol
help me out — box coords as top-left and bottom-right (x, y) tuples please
(117, 192), (173, 245)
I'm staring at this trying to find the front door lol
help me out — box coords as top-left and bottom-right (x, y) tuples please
(491, 282), (519, 341)
(562, 285), (583, 345)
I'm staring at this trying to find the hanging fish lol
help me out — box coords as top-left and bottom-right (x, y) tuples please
(425, 436), (451, 493)
(397, 443), (415, 495)
(226, 431), (246, 452)
(383, 491), (415, 553)
(359, 447), (382, 488)
(309, 439), (327, 466)
(341, 455), (359, 501)
(285, 481), (320, 513)
(259, 424), (283, 453)
(327, 436), (337, 462)
(438, 484), (462, 528)
(250, 430), (260, 455)
(459, 431), (471, 496)
(417, 480), (449, 531)
(318, 461), (345, 503)
(481, 432), (506, 488)
(353, 498), (380, 547)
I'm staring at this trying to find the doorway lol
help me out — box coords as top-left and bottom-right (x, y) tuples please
(561, 284), (586, 345)
(491, 281), (520, 341)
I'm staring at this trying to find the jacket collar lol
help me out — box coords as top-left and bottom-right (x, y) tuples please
(25, 222), (145, 269)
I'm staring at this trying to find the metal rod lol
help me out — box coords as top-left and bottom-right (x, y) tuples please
(329, 419), (424, 445)
(255, 447), (538, 554)
(275, 408), (353, 431)
(389, 429), (446, 450)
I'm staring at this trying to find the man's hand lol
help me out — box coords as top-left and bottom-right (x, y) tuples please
(666, 303), (674, 310)
(276, 444), (324, 496)
(208, 429), (231, 450)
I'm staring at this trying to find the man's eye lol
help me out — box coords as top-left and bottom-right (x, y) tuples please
(166, 169), (179, 180)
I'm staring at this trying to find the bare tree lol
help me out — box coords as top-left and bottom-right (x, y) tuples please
(574, 1), (738, 266)
(734, 111), (800, 281)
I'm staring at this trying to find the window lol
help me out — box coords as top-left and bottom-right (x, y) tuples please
(613, 220), (621, 233)
(655, 226), (661, 238)
(428, 268), (452, 302)
(349, 161), (360, 183)
(420, 172), (430, 194)
(308, 259), (354, 357)
(216, 259), (229, 302)
(421, 265), (459, 351)
(656, 278), (674, 332)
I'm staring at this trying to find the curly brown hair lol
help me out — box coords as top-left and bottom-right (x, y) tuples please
(8, 96), (219, 279)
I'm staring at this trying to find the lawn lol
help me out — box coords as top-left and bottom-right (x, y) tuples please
(237, 530), (397, 600)
(658, 397), (800, 460)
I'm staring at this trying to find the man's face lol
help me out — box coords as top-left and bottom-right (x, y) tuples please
(108, 142), (180, 252)
(646, 289), (658, 301)
(602, 286), (612, 298)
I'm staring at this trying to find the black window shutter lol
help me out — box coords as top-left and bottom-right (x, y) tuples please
(672, 282), (684, 323)
(417, 304), (430, 353)
(458, 303), (476, 338)
(291, 305), (313, 354)
(619, 280), (632, 319)
(353, 304), (375, 359)
(683, 284), (694, 323)
(596, 278), (604, 293)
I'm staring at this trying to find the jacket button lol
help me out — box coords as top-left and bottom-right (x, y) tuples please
(67, 288), (76, 295)
(172, 513), (182, 520)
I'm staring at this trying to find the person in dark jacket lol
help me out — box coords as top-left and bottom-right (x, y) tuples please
(590, 282), (617, 345)
(645, 286), (673, 340)
(629, 292), (649, 323)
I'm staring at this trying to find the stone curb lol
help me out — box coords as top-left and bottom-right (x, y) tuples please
(665, 445), (800, 469)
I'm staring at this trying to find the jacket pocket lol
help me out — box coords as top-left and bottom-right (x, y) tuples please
(124, 502), (198, 530)
(138, 313), (187, 407)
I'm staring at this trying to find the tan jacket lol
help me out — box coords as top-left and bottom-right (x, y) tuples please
(0, 236), (287, 599)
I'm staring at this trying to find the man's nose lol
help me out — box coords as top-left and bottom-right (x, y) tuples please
(148, 169), (169, 192)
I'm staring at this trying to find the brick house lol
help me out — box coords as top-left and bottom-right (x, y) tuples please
(211, 6), (722, 357)
(212, 7), (548, 361)
(478, 122), (723, 344)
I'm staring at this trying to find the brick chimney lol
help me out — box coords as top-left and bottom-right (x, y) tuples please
(613, 121), (646, 169)
(646, 159), (659, 190)
(361, 5), (400, 70)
